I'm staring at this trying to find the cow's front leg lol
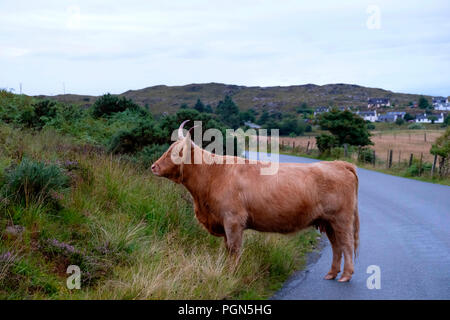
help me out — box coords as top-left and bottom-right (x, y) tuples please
(223, 214), (244, 262)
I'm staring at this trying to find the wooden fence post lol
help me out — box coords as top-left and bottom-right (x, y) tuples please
(306, 141), (310, 154)
(424, 132), (427, 142)
(344, 144), (348, 158)
(388, 150), (393, 168)
(293, 141), (295, 150)
(398, 150), (401, 164)
(373, 150), (376, 167)
(419, 153), (423, 176)
(431, 154), (437, 177)
(409, 153), (413, 167)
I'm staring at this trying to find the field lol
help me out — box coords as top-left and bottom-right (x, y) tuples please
(279, 129), (444, 163)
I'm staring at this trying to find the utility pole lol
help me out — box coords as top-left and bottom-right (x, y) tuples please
(19, 83), (22, 94)
(63, 82), (66, 95)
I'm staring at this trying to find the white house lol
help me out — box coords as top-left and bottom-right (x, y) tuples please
(357, 110), (378, 122)
(432, 96), (450, 111)
(368, 98), (390, 108)
(434, 103), (450, 111)
(415, 113), (445, 124)
(313, 106), (330, 117)
(244, 121), (261, 129)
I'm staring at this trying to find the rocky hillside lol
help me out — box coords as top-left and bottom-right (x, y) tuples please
(36, 83), (431, 114)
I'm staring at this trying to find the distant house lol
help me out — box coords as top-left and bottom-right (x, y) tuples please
(313, 106), (330, 117)
(432, 96), (450, 111)
(244, 121), (261, 129)
(434, 103), (450, 111)
(415, 113), (445, 124)
(386, 111), (406, 119)
(378, 113), (397, 122)
(368, 98), (390, 108)
(432, 96), (446, 105)
(357, 110), (378, 122)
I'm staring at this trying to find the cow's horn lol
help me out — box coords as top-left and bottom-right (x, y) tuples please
(178, 120), (190, 140)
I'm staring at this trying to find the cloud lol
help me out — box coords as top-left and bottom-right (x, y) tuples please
(0, 0), (449, 96)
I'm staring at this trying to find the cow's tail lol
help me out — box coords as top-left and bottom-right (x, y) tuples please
(353, 198), (360, 259)
(342, 162), (360, 258)
(348, 163), (360, 259)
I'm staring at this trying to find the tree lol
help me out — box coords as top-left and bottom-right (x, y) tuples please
(319, 110), (373, 147)
(204, 104), (213, 113)
(277, 116), (305, 136)
(239, 110), (255, 123)
(316, 134), (338, 153)
(430, 127), (450, 176)
(215, 95), (240, 129)
(444, 115), (450, 126)
(92, 94), (142, 118)
(418, 96), (430, 110)
(395, 118), (405, 125)
(428, 115), (438, 124)
(257, 110), (270, 125)
(193, 99), (205, 113)
(404, 113), (414, 121)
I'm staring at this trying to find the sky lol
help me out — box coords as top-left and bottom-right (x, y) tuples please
(0, 0), (449, 96)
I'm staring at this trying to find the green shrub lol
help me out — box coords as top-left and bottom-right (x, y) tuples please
(316, 134), (338, 153)
(358, 147), (375, 163)
(107, 121), (165, 154)
(367, 123), (376, 130)
(1, 158), (70, 205)
(408, 123), (424, 130)
(92, 94), (143, 118)
(330, 147), (344, 159)
(405, 162), (432, 177)
(395, 118), (405, 125)
(135, 144), (170, 166)
(32, 100), (58, 128)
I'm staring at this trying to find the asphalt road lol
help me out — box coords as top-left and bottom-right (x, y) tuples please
(248, 152), (450, 300)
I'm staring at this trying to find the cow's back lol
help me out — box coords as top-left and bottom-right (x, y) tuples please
(235, 160), (358, 233)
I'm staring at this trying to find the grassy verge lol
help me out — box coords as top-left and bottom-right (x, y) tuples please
(0, 125), (318, 299)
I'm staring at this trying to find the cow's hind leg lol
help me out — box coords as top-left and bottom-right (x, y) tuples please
(323, 222), (342, 280)
(334, 228), (354, 282)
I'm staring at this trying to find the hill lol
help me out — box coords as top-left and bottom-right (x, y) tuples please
(36, 82), (431, 114)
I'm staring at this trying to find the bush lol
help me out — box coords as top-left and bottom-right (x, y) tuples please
(408, 123), (424, 130)
(330, 147), (345, 159)
(135, 144), (170, 166)
(92, 94), (142, 118)
(405, 162), (432, 177)
(1, 158), (70, 205)
(319, 110), (372, 147)
(305, 124), (312, 132)
(32, 100), (58, 128)
(395, 118), (405, 125)
(107, 121), (165, 154)
(316, 134), (338, 153)
(358, 147), (375, 163)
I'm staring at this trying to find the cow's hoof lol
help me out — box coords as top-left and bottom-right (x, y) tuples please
(324, 273), (338, 280)
(338, 275), (352, 282)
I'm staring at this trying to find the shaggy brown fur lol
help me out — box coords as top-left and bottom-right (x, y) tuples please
(151, 132), (359, 282)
